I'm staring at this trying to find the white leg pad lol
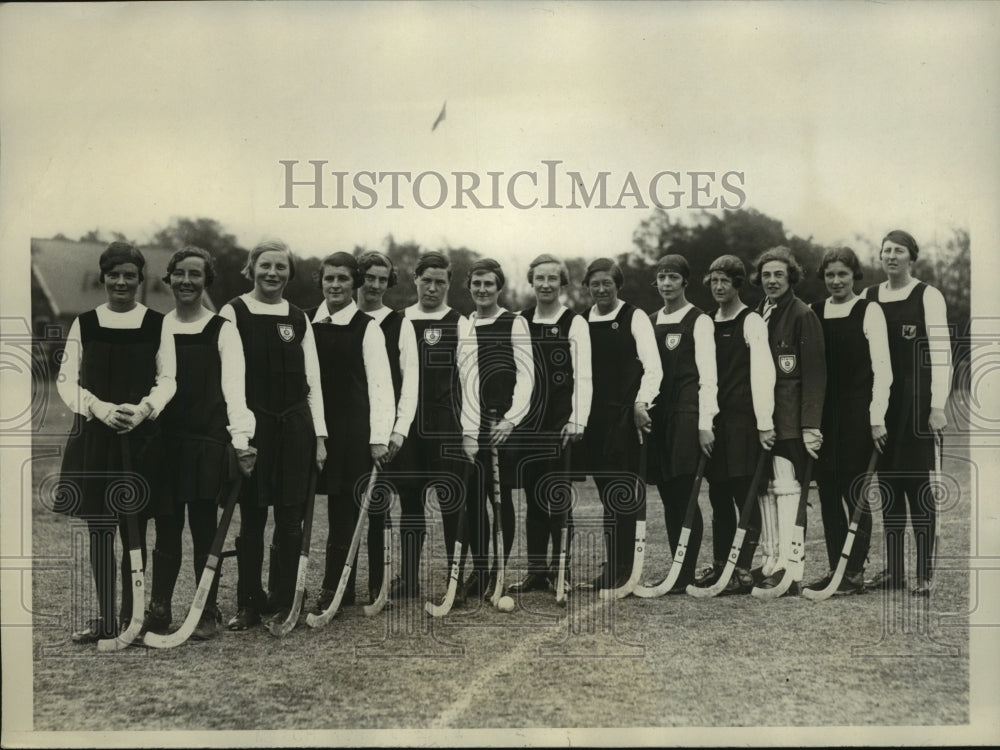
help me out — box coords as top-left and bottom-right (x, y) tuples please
(759, 486), (778, 576)
(772, 456), (802, 579)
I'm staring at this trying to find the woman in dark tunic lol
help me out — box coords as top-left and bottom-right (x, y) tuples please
(864, 230), (951, 597)
(307, 252), (392, 612)
(702, 255), (775, 595)
(219, 240), (327, 630)
(804, 247), (891, 595)
(580, 258), (661, 591)
(462, 258), (534, 601)
(647, 254), (717, 591)
(55, 242), (176, 643)
(153, 247), (257, 639)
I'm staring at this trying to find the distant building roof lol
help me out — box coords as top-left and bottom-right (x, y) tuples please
(31, 238), (215, 316)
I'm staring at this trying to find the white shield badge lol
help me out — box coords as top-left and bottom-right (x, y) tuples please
(901, 324), (917, 340)
(277, 323), (295, 343)
(778, 354), (796, 374)
(665, 333), (681, 351)
(424, 328), (442, 345)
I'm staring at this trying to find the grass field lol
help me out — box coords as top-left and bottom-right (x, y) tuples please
(28, 385), (971, 733)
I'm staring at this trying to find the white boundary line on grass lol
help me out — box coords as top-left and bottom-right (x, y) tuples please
(429, 594), (610, 729)
(430, 531), (836, 728)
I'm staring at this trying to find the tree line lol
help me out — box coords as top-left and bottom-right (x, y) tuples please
(60, 207), (971, 388)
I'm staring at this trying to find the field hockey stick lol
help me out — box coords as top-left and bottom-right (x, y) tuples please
(602, 436), (648, 600)
(266, 464), (318, 637)
(144, 472), (242, 647)
(752, 455), (813, 601)
(554, 443), (574, 608)
(489, 441), (507, 608)
(802, 448), (879, 602)
(687, 448), (771, 599)
(363, 507), (392, 617)
(932, 431), (943, 582)
(97, 436), (146, 652)
(425, 501), (468, 618)
(306, 466), (380, 628)
(634, 450), (707, 598)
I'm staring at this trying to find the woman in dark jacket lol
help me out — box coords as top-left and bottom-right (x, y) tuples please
(750, 246), (825, 595)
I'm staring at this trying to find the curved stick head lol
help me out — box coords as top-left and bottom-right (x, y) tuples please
(750, 569), (795, 600)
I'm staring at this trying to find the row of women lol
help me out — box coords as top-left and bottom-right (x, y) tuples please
(55, 229), (950, 642)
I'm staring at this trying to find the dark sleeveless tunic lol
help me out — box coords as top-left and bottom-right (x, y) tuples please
(520, 307), (577, 436)
(648, 305), (704, 482)
(309, 306), (374, 497)
(865, 283), (935, 471)
(812, 298), (875, 478)
(473, 312), (519, 485)
(708, 308), (761, 481)
(161, 315), (238, 506)
(379, 309), (404, 404)
(229, 297), (315, 507)
(409, 308), (464, 438)
(56, 308), (168, 518)
(586, 303), (644, 473)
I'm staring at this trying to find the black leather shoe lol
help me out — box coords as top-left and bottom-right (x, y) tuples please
(756, 575), (800, 596)
(71, 618), (115, 644)
(833, 571), (867, 596)
(259, 593), (279, 616)
(266, 608), (292, 628)
(463, 572), (488, 601)
(910, 578), (932, 597)
(576, 574), (603, 592)
(608, 568), (632, 590)
(191, 607), (221, 641)
(312, 589), (336, 615)
(389, 576), (420, 600)
(227, 607), (260, 631)
(804, 573), (834, 592)
(755, 569), (788, 590)
(719, 568), (754, 596)
(140, 598), (172, 635)
(865, 568), (907, 590)
(484, 573), (497, 601)
(694, 564), (724, 588)
(508, 572), (550, 593)
(548, 565), (571, 586)
(453, 578), (467, 606)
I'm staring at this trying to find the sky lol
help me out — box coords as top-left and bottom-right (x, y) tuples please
(2, 1), (997, 283)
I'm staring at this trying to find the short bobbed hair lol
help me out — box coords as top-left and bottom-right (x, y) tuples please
(99, 241), (146, 283)
(526, 253), (569, 286)
(751, 246), (802, 287)
(583, 257), (624, 289)
(655, 254), (691, 283)
(466, 258), (506, 290)
(414, 251), (451, 279)
(880, 229), (919, 261)
(818, 246), (863, 281)
(163, 245), (215, 286)
(318, 252), (363, 288)
(702, 254), (746, 288)
(358, 251), (398, 288)
(242, 239), (296, 281)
